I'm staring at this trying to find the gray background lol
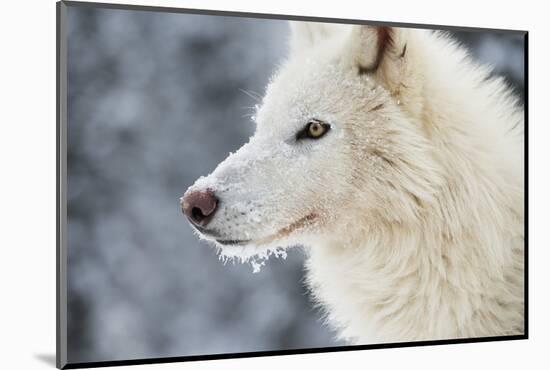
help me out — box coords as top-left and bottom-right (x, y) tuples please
(66, 5), (525, 364)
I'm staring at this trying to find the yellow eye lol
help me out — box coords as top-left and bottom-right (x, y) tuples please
(296, 119), (331, 140)
(308, 121), (326, 138)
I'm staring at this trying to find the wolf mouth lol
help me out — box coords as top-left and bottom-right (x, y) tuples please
(209, 212), (318, 247)
(192, 224), (221, 238)
(215, 239), (251, 246)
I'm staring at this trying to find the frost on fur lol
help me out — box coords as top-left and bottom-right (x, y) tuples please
(217, 243), (288, 274)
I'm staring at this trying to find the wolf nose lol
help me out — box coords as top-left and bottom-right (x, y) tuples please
(181, 189), (218, 227)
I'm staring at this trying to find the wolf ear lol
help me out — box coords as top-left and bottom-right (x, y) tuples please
(349, 26), (422, 117)
(288, 21), (337, 55)
(348, 25), (399, 74)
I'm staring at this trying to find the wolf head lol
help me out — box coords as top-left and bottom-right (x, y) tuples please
(181, 22), (442, 259)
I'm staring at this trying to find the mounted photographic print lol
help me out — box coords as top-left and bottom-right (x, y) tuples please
(56, 1), (527, 368)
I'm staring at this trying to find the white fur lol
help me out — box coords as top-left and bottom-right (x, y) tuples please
(184, 22), (524, 344)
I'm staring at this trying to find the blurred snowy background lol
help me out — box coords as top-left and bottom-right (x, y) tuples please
(65, 5), (525, 364)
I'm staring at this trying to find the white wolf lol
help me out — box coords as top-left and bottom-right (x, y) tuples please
(181, 22), (524, 344)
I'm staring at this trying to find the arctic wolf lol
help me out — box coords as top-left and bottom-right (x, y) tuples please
(181, 22), (524, 343)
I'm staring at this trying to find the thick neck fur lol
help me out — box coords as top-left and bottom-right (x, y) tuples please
(305, 30), (524, 343)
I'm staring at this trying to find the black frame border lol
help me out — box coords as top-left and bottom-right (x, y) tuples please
(56, 1), (529, 369)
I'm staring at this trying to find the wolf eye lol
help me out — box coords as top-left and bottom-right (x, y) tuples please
(296, 119), (331, 140)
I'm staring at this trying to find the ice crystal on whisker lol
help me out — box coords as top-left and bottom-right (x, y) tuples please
(216, 242), (290, 273)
